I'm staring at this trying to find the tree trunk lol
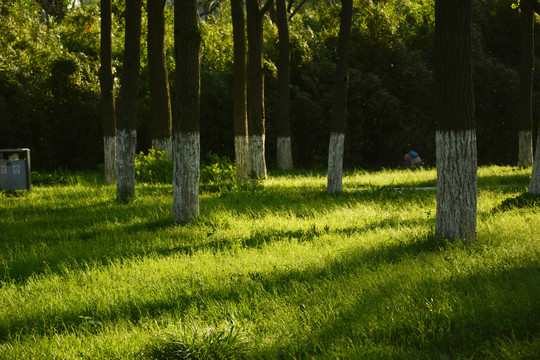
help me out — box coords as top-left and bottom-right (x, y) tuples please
(327, 0), (353, 194)
(276, 0), (293, 170)
(246, 0), (267, 179)
(231, 0), (250, 180)
(435, 0), (477, 241)
(530, 126), (540, 193)
(518, 0), (535, 167)
(116, 0), (142, 201)
(174, 0), (201, 224)
(99, 0), (116, 185)
(148, 0), (172, 155)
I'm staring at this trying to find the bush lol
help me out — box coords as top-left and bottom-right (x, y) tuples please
(135, 149), (174, 184)
(135, 149), (237, 187)
(31, 171), (78, 186)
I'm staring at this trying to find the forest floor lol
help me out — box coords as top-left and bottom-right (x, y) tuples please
(0, 166), (539, 359)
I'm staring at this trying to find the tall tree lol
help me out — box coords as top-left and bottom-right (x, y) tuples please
(327, 0), (353, 194)
(521, 0), (540, 194)
(173, 0), (201, 224)
(99, 0), (116, 185)
(530, 126), (540, 193)
(231, 0), (250, 180)
(116, 0), (142, 201)
(246, 0), (273, 179)
(148, 0), (172, 154)
(518, 0), (535, 167)
(275, 0), (293, 170)
(434, 0), (477, 241)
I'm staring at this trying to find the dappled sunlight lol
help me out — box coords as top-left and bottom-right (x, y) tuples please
(1, 166), (539, 358)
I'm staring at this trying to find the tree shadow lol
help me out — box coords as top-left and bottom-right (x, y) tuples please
(1, 184), (435, 284)
(254, 264), (540, 359)
(0, 232), (444, 343)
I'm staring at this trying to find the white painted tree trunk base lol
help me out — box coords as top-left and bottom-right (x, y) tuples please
(327, 132), (345, 194)
(235, 135), (250, 180)
(249, 135), (267, 179)
(277, 136), (294, 171)
(173, 132), (200, 224)
(529, 129), (540, 194)
(435, 129), (477, 241)
(518, 130), (534, 167)
(116, 129), (137, 200)
(152, 138), (172, 156)
(104, 135), (116, 185)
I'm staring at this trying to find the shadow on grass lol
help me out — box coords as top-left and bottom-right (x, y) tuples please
(254, 264), (540, 359)
(1, 184), (435, 284)
(2, 231), (539, 360)
(494, 192), (540, 213)
(0, 232), (443, 343)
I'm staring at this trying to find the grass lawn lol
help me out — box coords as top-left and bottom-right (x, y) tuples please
(0, 166), (539, 359)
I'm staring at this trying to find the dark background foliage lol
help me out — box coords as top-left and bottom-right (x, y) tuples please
(0, 0), (537, 170)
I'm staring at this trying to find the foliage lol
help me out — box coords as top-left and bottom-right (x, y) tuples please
(0, 0), (537, 170)
(135, 148), (174, 184)
(135, 149), (236, 187)
(30, 170), (78, 186)
(0, 0), (101, 170)
(200, 152), (236, 184)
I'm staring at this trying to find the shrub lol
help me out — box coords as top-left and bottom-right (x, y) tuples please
(135, 149), (237, 187)
(31, 170), (78, 186)
(135, 149), (174, 184)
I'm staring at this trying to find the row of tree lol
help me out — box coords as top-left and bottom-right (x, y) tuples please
(99, 0), (539, 242)
(2, 0), (538, 171)
(1, 0), (539, 239)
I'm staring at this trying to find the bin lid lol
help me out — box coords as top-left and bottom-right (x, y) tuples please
(0, 149), (30, 152)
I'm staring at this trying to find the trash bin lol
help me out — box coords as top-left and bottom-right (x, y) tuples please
(0, 148), (31, 191)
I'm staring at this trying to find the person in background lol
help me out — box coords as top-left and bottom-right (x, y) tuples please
(403, 151), (423, 168)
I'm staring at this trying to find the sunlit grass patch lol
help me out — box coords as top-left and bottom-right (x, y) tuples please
(0, 166), (538, 359)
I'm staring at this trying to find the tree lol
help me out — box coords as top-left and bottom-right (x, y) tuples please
(518, 0), (536, 166)
(148, 0), (172, 154)
(275, 0), (293, 170)
(327, 0), (353, 194)
(530, 127), (540, 193)
(434, 0), (477, 241)
(99, 0), (116, 185)
(231, 0), (250, 180)
(246, 0), (273, 179)
(116, 0), (142, 201)
(173, 0), (201, 224)
(519, 0), (540, 193)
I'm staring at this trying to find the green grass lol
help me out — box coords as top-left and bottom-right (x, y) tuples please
(0, 166), (538, 359)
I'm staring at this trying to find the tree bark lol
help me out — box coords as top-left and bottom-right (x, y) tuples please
(116, 0), (142, 201)
(246, 0), (268, 179)
(529, 126), (540, 193)
(148, 0), (172, 155)
(518, 0), (535, 167)
(525, 1), (540, 193)
(434, 0), (477, 241)
(276, 0), (293, 170)
(231, 0), (250, 180)
(327, 0), (353, 194)
(174, 0), (201, 224)
(99, 0), (116, 185)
